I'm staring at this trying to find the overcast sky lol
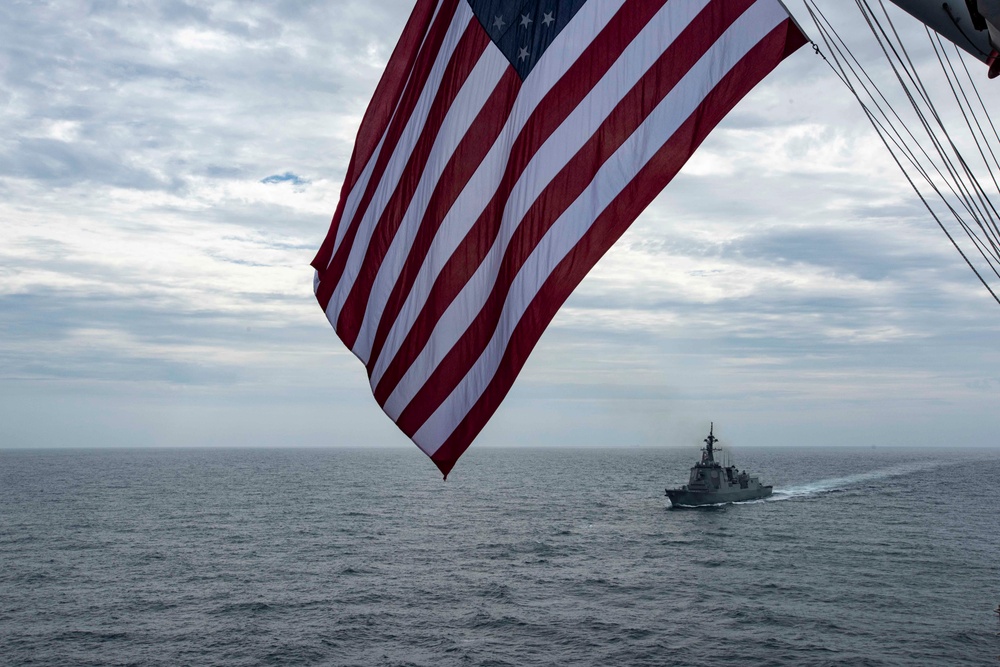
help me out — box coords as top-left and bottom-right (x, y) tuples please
(2, 0), (998, 458)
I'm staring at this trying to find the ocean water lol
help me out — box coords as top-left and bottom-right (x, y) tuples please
(1, 446), (998, 666)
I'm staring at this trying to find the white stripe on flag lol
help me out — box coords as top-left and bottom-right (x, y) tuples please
(313, 0), (807, 475)
(411, 0), (792, 453)
(350, 45), (511, 364)
(324, 1), (473, 305)
(326, 0), (463, 265)
(367, 0), (678, 389)
(328, 133), (385, 264)
(380, 0), (712, 417)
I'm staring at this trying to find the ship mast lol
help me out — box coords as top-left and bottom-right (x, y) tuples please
(703, 422), (717, 463)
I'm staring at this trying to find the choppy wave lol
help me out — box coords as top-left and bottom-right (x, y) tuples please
(1, 447), (998, 667)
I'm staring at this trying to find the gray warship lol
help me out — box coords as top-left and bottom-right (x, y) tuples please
(665, 424), (772, 507)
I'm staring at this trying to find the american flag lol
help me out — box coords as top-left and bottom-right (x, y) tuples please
(312, 0), (806, 477)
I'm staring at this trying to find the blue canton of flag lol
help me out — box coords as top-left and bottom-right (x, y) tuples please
(467, 0), (590, 78)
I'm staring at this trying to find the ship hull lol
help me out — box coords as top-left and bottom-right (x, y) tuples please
(666, 485), (773, 507)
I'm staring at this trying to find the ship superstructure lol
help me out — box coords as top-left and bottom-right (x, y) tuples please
(665, 424), (772, 507)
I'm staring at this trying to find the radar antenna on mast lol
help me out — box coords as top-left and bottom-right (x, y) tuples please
(703, 422), (718, 463)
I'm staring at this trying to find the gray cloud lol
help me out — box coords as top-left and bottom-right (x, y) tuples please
(1, 0), (997, 452)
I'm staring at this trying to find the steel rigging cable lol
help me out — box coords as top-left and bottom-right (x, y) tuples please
(795, 0), (1000, 305)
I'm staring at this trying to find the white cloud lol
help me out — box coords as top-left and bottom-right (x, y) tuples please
(0, 0), (997, 453)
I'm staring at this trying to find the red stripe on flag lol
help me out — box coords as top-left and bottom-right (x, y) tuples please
(334, 24), (495, 349)
(361, 67), (523, 370)
(369, 0), (671, 403)
(315, 0), (462, 311)
(311, 0), (441, 274)
(393, 0), (760, 437)
(428, 19), (807, 477)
